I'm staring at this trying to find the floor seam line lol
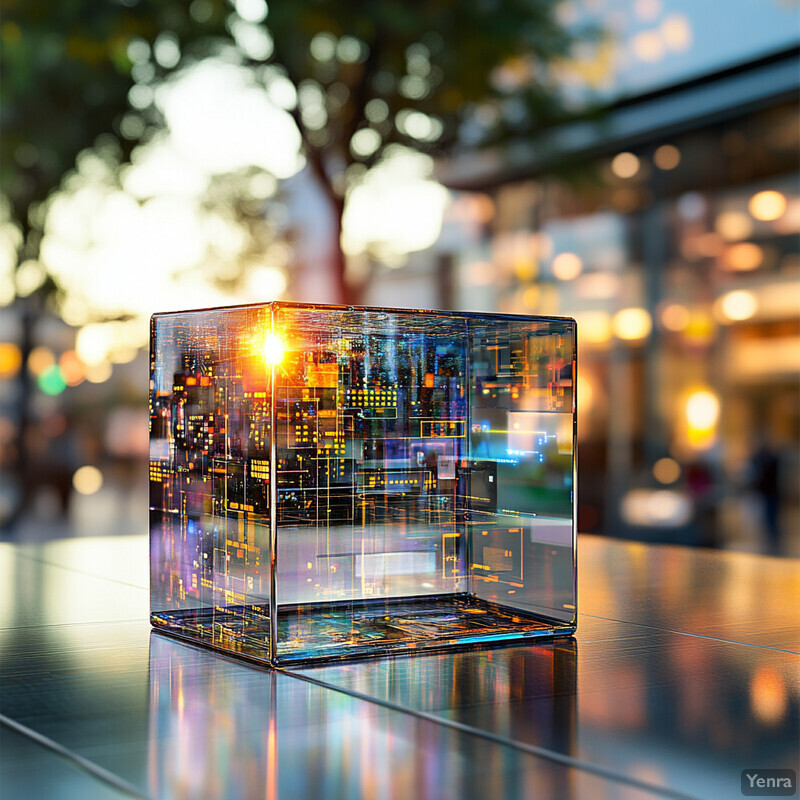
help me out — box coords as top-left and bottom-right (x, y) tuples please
(0, 714), (153, 800)
(0, 618), (146, 632)
(11, 549), (149, 591)
(578, 612), (799, 654)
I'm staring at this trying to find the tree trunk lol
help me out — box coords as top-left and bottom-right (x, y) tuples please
(329, 193), (366, 307)
(303, 149), (369, 307)
(328, 193), (346, 305)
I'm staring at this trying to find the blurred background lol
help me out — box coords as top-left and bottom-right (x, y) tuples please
(1, 0), (797, 554)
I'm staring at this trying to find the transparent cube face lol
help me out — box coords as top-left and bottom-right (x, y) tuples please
(150, 303), (576, 665)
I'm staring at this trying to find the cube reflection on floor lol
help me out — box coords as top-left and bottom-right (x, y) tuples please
(149, 303), (577, 665)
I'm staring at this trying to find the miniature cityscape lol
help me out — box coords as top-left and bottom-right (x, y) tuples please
(150, 304), (576, 663)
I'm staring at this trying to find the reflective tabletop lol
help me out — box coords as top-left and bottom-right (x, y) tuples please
(1, 534), (797, 799)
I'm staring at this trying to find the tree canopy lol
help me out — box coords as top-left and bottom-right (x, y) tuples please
(233, 0), (581, 301)
(0, 0), (228, 269)
(1, 0), (585, 303)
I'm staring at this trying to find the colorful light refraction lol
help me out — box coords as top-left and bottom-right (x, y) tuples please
(149, 303), (578, 665)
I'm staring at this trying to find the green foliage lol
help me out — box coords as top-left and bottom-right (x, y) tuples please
(236, 0), (585, 300)
(1, 0), (586, 301)
(0, 0), (228, 255)
(259, 1), (579, 197)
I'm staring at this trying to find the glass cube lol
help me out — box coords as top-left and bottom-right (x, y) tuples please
(150, 302), (577, 665)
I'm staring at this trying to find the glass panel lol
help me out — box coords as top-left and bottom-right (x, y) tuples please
(467, 317), (575, 622)
(271, 305), (576, 663)
(149, 305), (274, 662)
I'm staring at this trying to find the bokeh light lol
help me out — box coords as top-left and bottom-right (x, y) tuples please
(342, 150), (448, 258)
(38, 364), (67, 395)
(611, 152), (641, 179)
(634, 0), (661, 21)
(677, 191), (705, 221)
(621, 488), (692, 527)
(575, 311), (612, 344)
(653, 144), (681, 170)
(653, 457), (681, 484)
(85, 362), (113, 384)
(683, 309), (715, 345)
(631, 31), (664, 63)
(715, 211), (753, 241)
(59, 351), (87, 386)
(686, 389), (720, 431)
(28, 346), (55, 375)
(551, 252), (583, 280)
(716, 289), (757, 322)
(0, 342), (22, 378)
(748, 190), (786, 222)
(612, 307), (652, 340)
(722, 242), (763, 271)
(247, 267), (288, 300)
(660, 14), (692, 52)
(76, 325), (111, 366)
(522, 285), (540, 309)
(660, 303), (690, 332)
(575, 272), (620, 299)
(72, 465), (104, 496)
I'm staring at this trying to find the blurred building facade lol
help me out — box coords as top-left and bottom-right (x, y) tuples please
(369, 36), (799, 551)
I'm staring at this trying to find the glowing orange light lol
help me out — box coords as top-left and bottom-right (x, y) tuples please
(723, 242), (763, 271)
(262, 333), (285, 366)
(28, 346), (55, 376)
(59, 350), (86, 386)
(0, 343), (22, 378)
(750, 665), (787, 725)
